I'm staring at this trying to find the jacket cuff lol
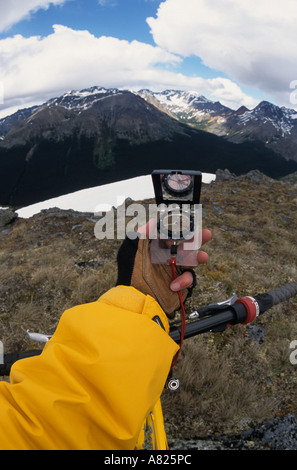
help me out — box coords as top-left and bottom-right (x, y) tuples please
(99, 286), (170, 334)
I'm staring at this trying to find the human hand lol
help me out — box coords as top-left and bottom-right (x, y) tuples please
(116, 220), (211, 317)
(137, 219), (211, 292)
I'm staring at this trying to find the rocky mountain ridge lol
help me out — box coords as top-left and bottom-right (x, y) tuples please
(0, 87), (183, 147)
(139, 89), (297, 162)
(2, 87), (297, 162)
(1, 87), (297, 208)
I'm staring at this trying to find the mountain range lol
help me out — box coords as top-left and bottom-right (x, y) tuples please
(1, 86), (297, 207)
(138, 89), (297, 162)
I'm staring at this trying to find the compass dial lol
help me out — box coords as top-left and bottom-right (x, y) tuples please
(163, 173), (193, 196)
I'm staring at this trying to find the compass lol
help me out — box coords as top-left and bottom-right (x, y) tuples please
(162, 173), (193, 197)
(158, 209), (194, 241)
(152, 169), (201, 205)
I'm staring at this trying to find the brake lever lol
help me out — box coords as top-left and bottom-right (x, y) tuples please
(189, 293), (238, 319)
(26, 329), (53, 343)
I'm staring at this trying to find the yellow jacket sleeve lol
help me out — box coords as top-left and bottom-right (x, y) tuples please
(0, 286), (179, 450)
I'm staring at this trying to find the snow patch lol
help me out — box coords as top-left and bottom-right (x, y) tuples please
(17, 173), (216, 219)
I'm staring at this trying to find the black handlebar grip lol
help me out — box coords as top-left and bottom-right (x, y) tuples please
(267, 282), (297, 306)
(0, 350), (42, 377)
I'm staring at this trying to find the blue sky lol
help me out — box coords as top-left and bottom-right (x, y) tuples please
(0, 0), (156, 44)
(0, 0), (296, 118)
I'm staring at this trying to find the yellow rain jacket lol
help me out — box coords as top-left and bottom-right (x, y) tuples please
(0, 286), (179, 450)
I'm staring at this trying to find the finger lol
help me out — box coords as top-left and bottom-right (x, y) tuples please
(172, 242), (210, 291)
(171, 251), (209, 291)
(198, 250), (209, 264)
(182, 229), (211, 267)
(201, 229), (212, 246)
(181, 249), (209, 270)
(170, 271), (193, 292)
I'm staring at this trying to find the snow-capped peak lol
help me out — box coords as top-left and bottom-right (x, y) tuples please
(47, 86), (114, 110)
(237, 100), (297, 136)
(139, 89), (210, 110)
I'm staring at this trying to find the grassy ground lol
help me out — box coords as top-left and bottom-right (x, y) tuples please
(0, 173), (297, 439)
(163, 174), (297, 438)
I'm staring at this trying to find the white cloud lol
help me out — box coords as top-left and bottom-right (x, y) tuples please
(0, 24), (258, 118)
(0, 25), (179, 96)
(0, 81), (3, 105)
(147, 0), (297, 108)
(0, 0), (70, 33)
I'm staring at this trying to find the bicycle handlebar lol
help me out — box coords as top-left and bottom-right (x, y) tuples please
(0, 282), (296, 375)
(0, 350), (42, 377)
(267, 283), (297, 307)
(169, 282), (297, 343)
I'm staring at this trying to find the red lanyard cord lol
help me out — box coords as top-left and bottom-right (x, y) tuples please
(169, 257), (186, 370)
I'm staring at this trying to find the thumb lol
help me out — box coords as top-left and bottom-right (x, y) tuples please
(170, 270), (194, 292)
